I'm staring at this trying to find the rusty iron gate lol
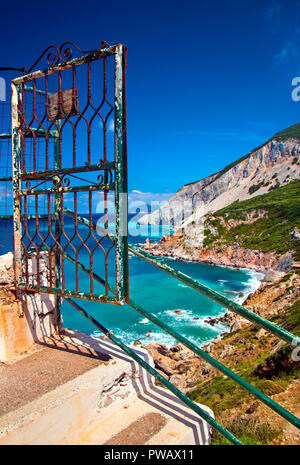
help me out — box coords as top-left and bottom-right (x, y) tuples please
(10, 42), (129, 330)
(0, 42), (299, 445)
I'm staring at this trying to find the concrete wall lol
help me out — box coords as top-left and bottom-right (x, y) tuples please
(0, 252), (57, 361)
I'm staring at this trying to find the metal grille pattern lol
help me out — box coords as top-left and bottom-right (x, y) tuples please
(0, 99), (13, 217)
(12, 42), (128, 308)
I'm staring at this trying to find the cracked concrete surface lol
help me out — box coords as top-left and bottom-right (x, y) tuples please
(0, 329), (214, 445)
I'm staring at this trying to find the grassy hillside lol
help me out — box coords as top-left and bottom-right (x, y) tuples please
(188, 298), (300, 445)
(272, 123), (300, 141)
(203, 180), (300, 260)
(184, 123), (300, 187)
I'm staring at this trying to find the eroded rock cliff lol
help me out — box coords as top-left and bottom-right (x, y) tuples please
(139, 134), (300, 229)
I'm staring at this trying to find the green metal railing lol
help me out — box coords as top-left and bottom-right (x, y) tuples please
(62, 207), (300, 445)
(66, 296), (243, 445)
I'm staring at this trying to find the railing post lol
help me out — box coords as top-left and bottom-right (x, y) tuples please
(114, 44), (129, 303)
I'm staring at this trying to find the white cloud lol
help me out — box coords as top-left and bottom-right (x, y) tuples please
(108, 119), (114, 132)
(264, 0), (281, 22)
(128, 190), (174, 205)
(275, 42), (298, 63)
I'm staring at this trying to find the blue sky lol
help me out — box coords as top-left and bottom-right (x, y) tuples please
(1, 0), (300, 203)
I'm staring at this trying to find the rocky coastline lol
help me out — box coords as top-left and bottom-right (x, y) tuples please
(141, 278), (263, 393)
(140, 244), (300, 444)
(139, 238), (297, 385)
(141, 235), (293, 274)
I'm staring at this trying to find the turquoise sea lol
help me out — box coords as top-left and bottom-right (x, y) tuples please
(61, 217), (263, 348)
(0, 217), (264, 348)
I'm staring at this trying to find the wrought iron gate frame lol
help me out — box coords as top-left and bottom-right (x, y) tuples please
(11, 42), (129, 325)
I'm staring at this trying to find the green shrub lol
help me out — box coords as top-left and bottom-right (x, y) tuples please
(248, 182), (264, 195)
(211, 416), (280, 445)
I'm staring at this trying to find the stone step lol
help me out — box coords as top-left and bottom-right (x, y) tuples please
(0, 329), (213, 445)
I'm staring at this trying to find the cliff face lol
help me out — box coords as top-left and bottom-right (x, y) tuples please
(143, 180), (300, 272)
(144, 237), (280, 272)
(139, 137), (300, 228)
(139, 125), (300, 271)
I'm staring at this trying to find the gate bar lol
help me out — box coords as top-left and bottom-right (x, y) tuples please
(12, 83), (22, 289)
(54, 124), (61, 333)
(19, 183), (114, 197)
(12, 44), (119, 85)
(114, 44), (129, 303)
(0, 129), (57, 139)
(18, 282), (119, 304)
(18, 162), (115, 180)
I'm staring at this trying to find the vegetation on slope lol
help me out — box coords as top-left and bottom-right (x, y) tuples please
(203, 180), (300, 260)
(272, 123), (300, 142)
(188, 297), (300, 445)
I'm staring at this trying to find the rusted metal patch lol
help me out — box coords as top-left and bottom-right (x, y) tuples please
(47, 87), (79, 121)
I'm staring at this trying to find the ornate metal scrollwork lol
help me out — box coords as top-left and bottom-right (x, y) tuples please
(26, 41), (108, 75)
(97, 170), (113, 185)
(52, 174), (71, 189)
(25, 178), (52, 192)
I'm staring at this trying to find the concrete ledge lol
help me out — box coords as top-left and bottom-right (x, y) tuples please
(0, 300), (34, 361)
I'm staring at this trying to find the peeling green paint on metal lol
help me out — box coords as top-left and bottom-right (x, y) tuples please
(12, 83), (22, 290)
(17, 282), (119, 304)
(19, 183), (114, 196)
(12, 45), (119, 86)
(20, 162), (115, 180)
(114, 44), (129, 303)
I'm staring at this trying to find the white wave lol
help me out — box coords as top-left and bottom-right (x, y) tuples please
(162, 308), (229, 332)
(90, 312), (229, 349)
(131, 331), (176, 347)
(87, 268), (264, 351)
(236, 269), (264, 303)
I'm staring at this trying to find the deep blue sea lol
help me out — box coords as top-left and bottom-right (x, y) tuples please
(0, 216), (263, 348)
